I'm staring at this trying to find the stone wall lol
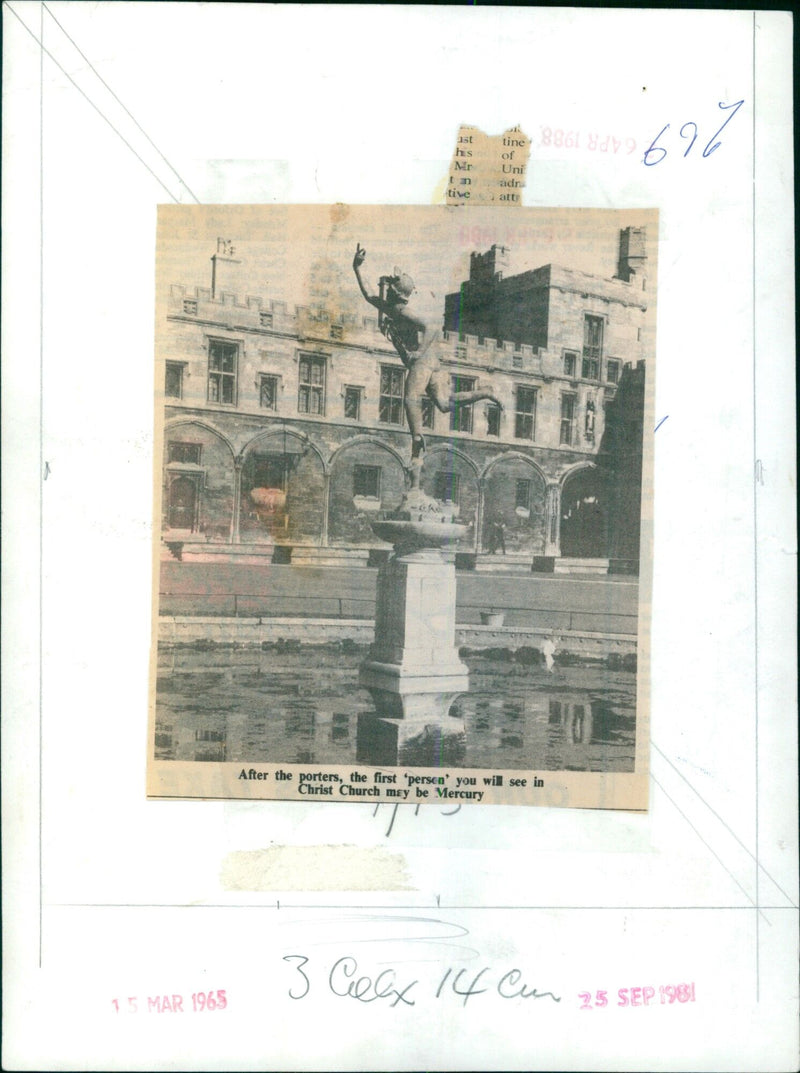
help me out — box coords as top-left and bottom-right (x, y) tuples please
(160, 239), (647, 565)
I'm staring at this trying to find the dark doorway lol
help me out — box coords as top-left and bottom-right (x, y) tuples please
(560, 468), (608, 558)
(168, 475), (198, 531)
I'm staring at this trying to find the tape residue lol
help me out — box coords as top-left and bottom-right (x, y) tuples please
(220, 845), (414, 891)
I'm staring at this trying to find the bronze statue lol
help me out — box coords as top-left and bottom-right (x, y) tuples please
(353, 244), (502, 486)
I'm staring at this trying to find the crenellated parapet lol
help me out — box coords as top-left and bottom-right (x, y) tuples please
(167, 284), (552, 373)
(440, 329), (542, 375)
(166, 278), (640, 391)
(168, 284), (397, 351)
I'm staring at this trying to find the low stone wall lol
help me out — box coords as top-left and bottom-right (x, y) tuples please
(157, 616), (636, 658)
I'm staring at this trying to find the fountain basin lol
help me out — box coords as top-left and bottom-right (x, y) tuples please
(371, 518), (467, 552)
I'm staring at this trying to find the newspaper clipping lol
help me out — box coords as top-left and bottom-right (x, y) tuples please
(148, 204), (656, 809)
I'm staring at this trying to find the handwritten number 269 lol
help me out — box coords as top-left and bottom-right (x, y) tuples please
(643, 100), (744, 166)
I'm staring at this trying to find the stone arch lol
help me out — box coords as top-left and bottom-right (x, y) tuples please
(240, 425), (328, 475)
(480, 451), (547, 555)
(423, 443), (480, 478)
(162, 419), (236, 542)
(480, 450), (547, 487)
(328, 439), (407, 546)
(419, 444), (480, 550)
(560, 463), (609, 558)
(238, 426), (326, 545)
(328, 434), (406, 475)
(164, 417), (236, 462)
(559, 459), (599, 487)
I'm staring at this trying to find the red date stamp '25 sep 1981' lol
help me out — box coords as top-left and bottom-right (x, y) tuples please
(580, 984), (696, 1009)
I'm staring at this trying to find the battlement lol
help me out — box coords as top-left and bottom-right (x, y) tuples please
(168, 284), (392, 347)
(442, 329), (536, 358)
(167, 284), (548, 372)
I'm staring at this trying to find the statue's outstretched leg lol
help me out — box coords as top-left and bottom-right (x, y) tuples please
(428, 370), (504, 414)
(452, 381), (504, 410)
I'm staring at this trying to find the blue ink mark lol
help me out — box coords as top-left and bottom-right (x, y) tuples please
(654, 415), (669, 434)
(679, 122), (698, 158)
(644, 100), (744, 166)
(643, 124), (669, 167)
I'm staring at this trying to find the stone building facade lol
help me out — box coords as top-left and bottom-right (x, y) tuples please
(160, 228), (648, 572)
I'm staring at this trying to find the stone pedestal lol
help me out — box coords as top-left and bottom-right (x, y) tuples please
(358, 489), (469, 722)
(359, 549), (469, 717)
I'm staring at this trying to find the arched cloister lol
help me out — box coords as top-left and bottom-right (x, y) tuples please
(238, 427), (326, 545)
(162, 419), (237, 541)
(480, 452), (547, 555)
(327, 437), (407, 546)
(420, 444), (480, 550)
(560, 463), (609, 559)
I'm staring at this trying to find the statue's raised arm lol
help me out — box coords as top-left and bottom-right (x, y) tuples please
(352, 243), (383, 310)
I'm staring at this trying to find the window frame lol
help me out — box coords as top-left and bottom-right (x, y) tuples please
(582, 314), (604, 380)
(167, 441), (202, 466)
(297, 353), (327, 415)
(251, 453), (289, 492)
(515, 478), (531, 511)
(563, 350), (578, 378)
(165, 361), (186, 399)
(434, 471), (461, 504)
(378, 365), (405, 426)
(450, 374), (476, 433)
(353, 464), (381, 499)
(207, 338), (239, 405)
(606, 359), (620, 385)
(560, 392), (577, 446)
(514, 384), (537, 441)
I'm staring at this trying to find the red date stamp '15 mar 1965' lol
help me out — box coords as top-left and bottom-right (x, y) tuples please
(111, 991), (227, 1014)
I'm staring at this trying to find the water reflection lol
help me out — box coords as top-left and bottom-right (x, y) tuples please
(356, 713), (466, 767)
(155, 643), (636, 772)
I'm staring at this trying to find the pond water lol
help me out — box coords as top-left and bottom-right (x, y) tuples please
(155, 643), (637, 773)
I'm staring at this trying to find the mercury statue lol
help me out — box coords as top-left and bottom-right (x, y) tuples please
(353, 243), (502, 489)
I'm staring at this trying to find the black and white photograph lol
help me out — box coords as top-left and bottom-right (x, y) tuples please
(4, 3), (796, 1070)
(149, 204), (655, 808)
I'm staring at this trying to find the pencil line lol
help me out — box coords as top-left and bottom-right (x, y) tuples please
(752, 8), (760, 1003)
(41, 2), (200, 203)
(3, 2), (180, 203)
(651, 742), (796, 909)
(46, 903), (797, 911)
(650, 774), (769, 924)
(38, 0), (44, 971)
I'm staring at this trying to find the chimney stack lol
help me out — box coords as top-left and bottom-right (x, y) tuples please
(469, 244), (510, 284)
(616, 227), (647, 286)
(210, 238), (243, 298)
